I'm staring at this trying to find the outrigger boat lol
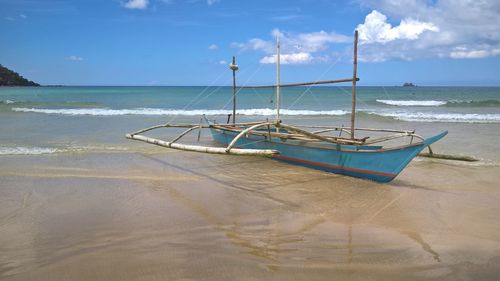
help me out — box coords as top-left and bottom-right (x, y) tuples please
(126, 30), (448, 183)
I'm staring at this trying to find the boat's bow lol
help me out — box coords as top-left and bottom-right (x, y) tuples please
(423, 131), (448, 146)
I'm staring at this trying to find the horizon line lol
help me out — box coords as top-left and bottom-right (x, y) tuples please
(3, 84), (499, 88)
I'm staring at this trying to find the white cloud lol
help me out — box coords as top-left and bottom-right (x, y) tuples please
(357, 10), (438, 44)
(450, 50), (488, 59)
(218, 60), (227, 65)
(208, 44), (218, 50)
(232, 29), (349, 64)
(5, 14), (28, 21)
(297, 31), (347, 51)
(124, 0), (149, 10)
(232, 1), (500, 64)
(67, 56), (83, 61)
(260, 52), (314, 64)
(357, 0), (500, 61)
(207, 0), (220, 6)
(231, 38), (275, 53)
(450, 47), (500, 59)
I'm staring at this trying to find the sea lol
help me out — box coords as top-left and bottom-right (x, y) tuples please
(1, 86), (500, 163)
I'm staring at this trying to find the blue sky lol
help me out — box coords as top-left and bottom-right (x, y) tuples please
(1, 0), (499, 86)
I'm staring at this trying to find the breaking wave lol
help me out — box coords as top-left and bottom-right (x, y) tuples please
(376, 100), (447, 106)
(374, 112), (500, 123)
(0, 145), (130, 155)
(0, 146), (59, 155)
(1, 99), (16, 104)
(377, 99), (500, 107)
(445, 99), (500, 107)
(12, 107), (349, 116)
(11, 107), (500, 123)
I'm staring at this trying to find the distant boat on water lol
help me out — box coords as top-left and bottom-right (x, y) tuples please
(403, 82), (416, 87)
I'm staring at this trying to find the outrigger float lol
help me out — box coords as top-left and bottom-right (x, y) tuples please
(126, 30), (450, 183)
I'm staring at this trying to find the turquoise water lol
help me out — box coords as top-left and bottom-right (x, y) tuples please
(1, 86), (499, 161)
(1, 86), (500, 121)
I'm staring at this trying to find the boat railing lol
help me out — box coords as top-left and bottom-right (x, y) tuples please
(127, 120), (427, 157)
(289, 124), (424, 145)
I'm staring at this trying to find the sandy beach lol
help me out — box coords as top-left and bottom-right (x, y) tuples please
(1, 148), (499, 280)
(2, 0), (500, 278)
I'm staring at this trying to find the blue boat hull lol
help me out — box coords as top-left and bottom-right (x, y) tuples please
(210, 128), (447, 182)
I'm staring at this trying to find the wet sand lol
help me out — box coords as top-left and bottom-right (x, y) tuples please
(1, 151), (500, 280)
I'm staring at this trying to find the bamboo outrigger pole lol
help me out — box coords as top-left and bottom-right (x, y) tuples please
(229, 56), (239, 125)
(351, 30), (358, 140)
(239, 78), (359, 89)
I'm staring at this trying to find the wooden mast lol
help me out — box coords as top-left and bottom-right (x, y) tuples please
(229, 56), (239, 125)
(350, 30), (358, 139)
(276, 35), (281, 125)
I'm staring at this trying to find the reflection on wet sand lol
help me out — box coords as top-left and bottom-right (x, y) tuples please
(0, 152), (499, 280)
(140, 153), (447, 271)
(402, 231), (441, 263)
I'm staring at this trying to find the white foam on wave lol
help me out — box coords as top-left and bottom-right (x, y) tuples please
(0, 145), (131, 155)
(376, 111), (500, 123)
(0, 146), (59, 155)
(376, 99), (447, 106)
(12, 107), (348, 116)
(13, 106), (499, 123)
(241, 109), (348, 116)
(2, 99), (16, 104)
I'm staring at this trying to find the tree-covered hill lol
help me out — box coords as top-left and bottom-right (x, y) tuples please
(0, 64), (40, 86)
